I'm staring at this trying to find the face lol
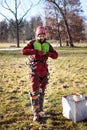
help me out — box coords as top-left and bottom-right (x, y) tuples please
(36, 34), (46, 43)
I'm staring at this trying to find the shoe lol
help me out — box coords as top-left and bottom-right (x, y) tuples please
(39, 111), (45, 117)
(33, 114), (40, 122)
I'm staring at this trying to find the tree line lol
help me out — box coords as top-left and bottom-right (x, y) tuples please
(0, 16), (43, 43)
(0, 0), (87, 47)
(44, 0), (86, 47)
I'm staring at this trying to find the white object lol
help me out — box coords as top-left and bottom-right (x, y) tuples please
(62, 93), (87, 122)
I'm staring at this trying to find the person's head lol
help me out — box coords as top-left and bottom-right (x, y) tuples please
(35, 26), (46, 43)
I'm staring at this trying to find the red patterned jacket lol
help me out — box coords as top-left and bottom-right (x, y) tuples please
(22, 40), (58, 77)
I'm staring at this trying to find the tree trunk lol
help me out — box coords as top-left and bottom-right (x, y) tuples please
(16, 20), (20, 48)
(64, 19), (74, 47)
(15, 0), (19, 48)
(58, 26), (62, 47)
(48, 0), (74, 47)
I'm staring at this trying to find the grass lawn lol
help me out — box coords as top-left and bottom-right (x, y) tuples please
(0, 43), (87, 130)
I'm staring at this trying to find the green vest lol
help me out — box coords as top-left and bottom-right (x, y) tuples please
(33, 41), (50, 54)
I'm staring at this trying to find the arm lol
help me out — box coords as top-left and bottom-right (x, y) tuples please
(46, 44), (58, 59)
(22, 40), (36, 55)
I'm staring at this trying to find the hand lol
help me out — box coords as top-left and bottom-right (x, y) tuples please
(46, 52), (51, 57)
(37, 50), (44, 56)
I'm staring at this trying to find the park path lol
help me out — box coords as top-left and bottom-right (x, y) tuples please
(0, 48), (22, 51)
(0, 43), (58, 51)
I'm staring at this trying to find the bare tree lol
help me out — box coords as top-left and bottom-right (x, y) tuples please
(0, 0), (41, 47)
(0, 20), (8, 42)
(54, 7), (62, 46)
(44, 0), (82, 47)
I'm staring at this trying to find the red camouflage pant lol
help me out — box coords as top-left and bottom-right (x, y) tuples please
(30, 74), (48, 92)
(29, 74), (48, 114)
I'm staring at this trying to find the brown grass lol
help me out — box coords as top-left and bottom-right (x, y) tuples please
(0, 43), (87, 130)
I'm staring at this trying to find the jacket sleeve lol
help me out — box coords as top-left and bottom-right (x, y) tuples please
(47, 44), (58, 59)
(22, 41), (36, 55)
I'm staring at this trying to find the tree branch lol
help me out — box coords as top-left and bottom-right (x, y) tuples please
(19, 1), (33, 24)
(17, 0), (21, 8)
(19, 0), (41, 24)
(1, 0), (15, 16)
(0, 12), (10, 22)
(0, 0), (42, 25)
(46, 0), (65, 19)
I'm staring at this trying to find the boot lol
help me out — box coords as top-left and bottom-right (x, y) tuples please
(29, 91), (40, 122)
(33, 113), (40, 122)
(39, 89), (45, 117)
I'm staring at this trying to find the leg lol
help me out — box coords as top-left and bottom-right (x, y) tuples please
(39, 76), (48, 114)
(29, 75), (48, 121)
(39, 88), (45, 112)
(29, 75), (41, 121)
(29, 91), (40, 121)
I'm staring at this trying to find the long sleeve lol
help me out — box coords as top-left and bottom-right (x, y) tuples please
(22, 41), (36, 55)
(47, 44), (58, 59)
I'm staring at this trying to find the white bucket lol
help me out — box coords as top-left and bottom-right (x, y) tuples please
(62, 93), (87, 122)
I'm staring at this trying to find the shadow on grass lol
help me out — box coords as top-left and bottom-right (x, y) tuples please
(81, 119), (87, 127)
(0, 50), (22, 57)
(38, 110), (67, 125)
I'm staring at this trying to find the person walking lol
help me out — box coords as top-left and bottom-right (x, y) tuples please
(22, 26), (58, 122)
